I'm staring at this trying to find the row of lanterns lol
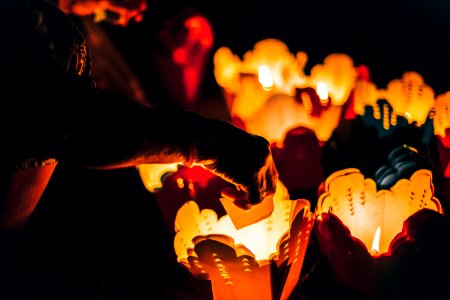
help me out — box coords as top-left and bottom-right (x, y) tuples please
(137, 38), (450, 299)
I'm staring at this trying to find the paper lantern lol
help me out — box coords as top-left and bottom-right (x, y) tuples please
(314, 168), (445, 297)
(432, 92), (450, 178)
(309, 53), (357, 106)
(382, 71), (435, 126)
(213, 38), (308, 119)
(152, 8), (214, 108)
(173, 181), (315, 300)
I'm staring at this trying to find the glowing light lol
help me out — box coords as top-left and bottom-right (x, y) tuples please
(315, 168), (443, 255)
(316, 81), (329, 104)
(370, 226), (381, 256)
(258, 65), (273, 90)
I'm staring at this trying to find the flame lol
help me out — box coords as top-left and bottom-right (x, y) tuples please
(316, 81), (329, 105)
(258, 65), (273, 90)
(370, 226), (381, 256)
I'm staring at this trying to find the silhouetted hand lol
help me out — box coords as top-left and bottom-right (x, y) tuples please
(190, 116), (279, 205)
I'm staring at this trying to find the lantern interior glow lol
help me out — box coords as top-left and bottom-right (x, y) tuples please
(316, 168), (444, 256)
(258, 65), (273, 90)
(174, 180), (293, 262)
(370, 226), (381, 256)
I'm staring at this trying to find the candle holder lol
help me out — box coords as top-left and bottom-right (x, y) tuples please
(173, 181), (315, 300)
(314, 168), (446, 298)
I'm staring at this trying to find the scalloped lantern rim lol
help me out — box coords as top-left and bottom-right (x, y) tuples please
(315, 208), (445, 258)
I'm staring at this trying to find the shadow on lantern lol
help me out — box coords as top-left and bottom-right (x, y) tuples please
(314, 168), (449, 299)
(173, 180), (315, 300)
(137, 163), (232, 233)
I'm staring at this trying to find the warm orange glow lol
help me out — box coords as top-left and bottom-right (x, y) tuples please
(384, 71), (435, 126)
(316, 168), (443, 255)
(174, 181), (315, 300)
(213, 42), (359, 144)
(258, 65), (273, 90)
(137, 162), (207, 192)
(316, 81), (329, 104)
(370, 226), (381, 256)
(174, 181), (292, 261)
(433, 91), (450, 139)
(213, 38), (308, 98)
(309, 53), (356, 106)
(136, 163), (181, 192)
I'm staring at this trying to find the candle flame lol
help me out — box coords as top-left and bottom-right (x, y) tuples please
(370, 226), (381, 256)
(316, 81), (329, 105)
(258, 65), (273, 90)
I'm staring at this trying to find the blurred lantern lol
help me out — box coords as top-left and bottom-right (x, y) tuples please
(308, 53), (357, 107)
(137, 162), (180, 193)
(214, 41), (360, 144)
(433, 92), (450, 178)
(153, 7), (214, 109)
(213, 38), (308, 121)
(137, 163), (232, 232)
(382, 71), (435, 126)
(350, 71), (436, 141)
(314, 168), (444, 297)
(173, 181), (315, 300)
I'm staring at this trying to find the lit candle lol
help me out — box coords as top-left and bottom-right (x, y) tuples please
(370, 226), (381, 256)
(315, 168), (443, 256)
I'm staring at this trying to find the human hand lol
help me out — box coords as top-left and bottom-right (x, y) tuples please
(191, 117), (279, 205)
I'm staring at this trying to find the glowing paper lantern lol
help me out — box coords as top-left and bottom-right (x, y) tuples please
(152, 9), (214, 108)
(382, 71), (435, 126)
(137, 163), (180, 192)
(309, 53), (357, 106)
(433, 92), (450, 178)
(314, 168), (444, 297)
(174, 181), (315, 300)
(213, 38), (308, 119)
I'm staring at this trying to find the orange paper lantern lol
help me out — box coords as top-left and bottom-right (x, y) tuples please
(314, 168), (445, 298)
(173, 181), (315, 300)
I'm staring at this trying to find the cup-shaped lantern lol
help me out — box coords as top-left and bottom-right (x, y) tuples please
(152, 8), (214, 109)
(433, 91), (450, 177)
(314, 168), (444, 297)
(213, 38), (308, 121)
(308, 53), (357, 107)
(174, 181), (315, 300)
(382, 71), (435, 126)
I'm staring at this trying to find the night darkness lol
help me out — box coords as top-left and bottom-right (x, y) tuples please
(3, 1), (450, 299)
(102, 0), (450, 101)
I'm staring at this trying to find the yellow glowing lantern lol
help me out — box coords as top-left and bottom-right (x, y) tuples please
(136, 163), (181, 192)
(433, 91), (450, 140)
(174, 181), (315, 300)
(309, 53), (357, 106)
(432, 91), (450, 177)
(352, 78), (379, 116)
(315, 168), (443, 256)
(213, 38), (308, 120)
(383, 71), (435, 126)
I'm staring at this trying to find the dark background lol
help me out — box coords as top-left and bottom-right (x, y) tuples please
(6, 1), (450, 299)
(104, 0), (450, 103)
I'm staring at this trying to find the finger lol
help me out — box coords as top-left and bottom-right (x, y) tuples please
(221, 187), (251, 209)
